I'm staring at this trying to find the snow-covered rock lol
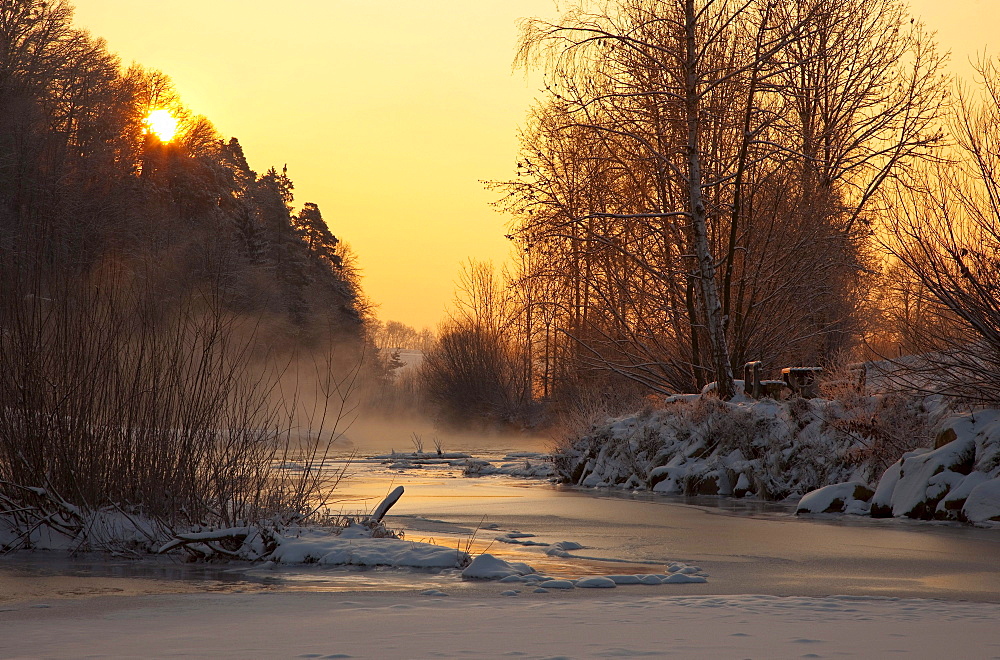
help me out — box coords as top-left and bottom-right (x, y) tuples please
(962, 478), (1000, 524)
(889, 435), (976, 519)
(733, 472), (753, 498)
(649, 466), (686, 494)
(687, 469), (732, 496)
(461, 553), (536, 580)
(575, 576), (617, 588)
(661, 573), (708, 584)
(870, 458), (907, 518)
(537, 579), (575, 589)
(796, 481), (874, 515)
(937, 471), (992, 520)
(869, 411), (1000, 523)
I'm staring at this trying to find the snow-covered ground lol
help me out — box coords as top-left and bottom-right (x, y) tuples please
(3, 590), (999, 659)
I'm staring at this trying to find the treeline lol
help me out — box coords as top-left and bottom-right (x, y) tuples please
(415, 0), (1000, 430)
(0, 0), (363, 342)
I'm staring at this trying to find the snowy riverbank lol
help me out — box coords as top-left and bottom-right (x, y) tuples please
(554, 391), (1000, 526)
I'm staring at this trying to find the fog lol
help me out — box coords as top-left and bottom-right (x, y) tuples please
(333, 415), (551, 456)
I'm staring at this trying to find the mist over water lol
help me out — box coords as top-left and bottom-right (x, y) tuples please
(335, 415), (552, 456)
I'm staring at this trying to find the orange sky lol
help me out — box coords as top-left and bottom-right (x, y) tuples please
(70, 0), (995, 331)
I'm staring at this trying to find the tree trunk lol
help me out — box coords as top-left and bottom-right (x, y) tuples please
(684, 0), (735, 399)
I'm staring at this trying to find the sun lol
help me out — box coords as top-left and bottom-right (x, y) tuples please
(143, 109), (179, 143)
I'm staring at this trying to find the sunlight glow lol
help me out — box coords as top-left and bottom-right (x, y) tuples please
(143, 108), (179, 143)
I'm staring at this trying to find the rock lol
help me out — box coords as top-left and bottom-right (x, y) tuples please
(892, 436), (976, 519)
(936, 471), (991, 520)
(732, 472), (752, 498)
(649, 466), (686, 494)
(961, 478), (1000, 523)
(796, 481), (873, 515)
(851, 483), (875, 501)
(934, 427), (958, 449)
(685, 469), (732, 496)
(871, 458), (906, 518)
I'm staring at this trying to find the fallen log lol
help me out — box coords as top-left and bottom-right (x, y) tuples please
(368, 486), (404, 523)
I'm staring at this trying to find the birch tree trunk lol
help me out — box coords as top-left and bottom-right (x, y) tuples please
(683, 0), (735, 398)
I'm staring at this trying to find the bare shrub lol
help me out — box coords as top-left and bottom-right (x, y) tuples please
(825, 394), (934, 475)
(882, 58), (1000, 407)
(547, 380), (648, 454)
(0, 264), (354, 553)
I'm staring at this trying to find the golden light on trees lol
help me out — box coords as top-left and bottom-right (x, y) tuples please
(143, 108), (179, 143)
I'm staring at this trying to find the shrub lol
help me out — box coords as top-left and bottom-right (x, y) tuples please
(0, 268), (353, 553)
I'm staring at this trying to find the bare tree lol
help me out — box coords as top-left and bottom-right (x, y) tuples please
(884, 59), (1000, 404)
(421, 261), (532, 426)
(505, 0), (946, 401)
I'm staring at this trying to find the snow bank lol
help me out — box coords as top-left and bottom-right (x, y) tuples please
(271, 529), (468, 568)
(559, 390), (1000, 527)
(556, 393), (931, 502)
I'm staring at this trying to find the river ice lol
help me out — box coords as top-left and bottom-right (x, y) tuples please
(3, 590), (998, 658)
(2, 438), (999, 657)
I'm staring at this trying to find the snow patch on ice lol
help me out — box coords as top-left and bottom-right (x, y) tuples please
(461, 553), (536, 580)
(271, 531), (467, 569)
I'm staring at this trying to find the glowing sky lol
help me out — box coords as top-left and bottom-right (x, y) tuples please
(70, 0), (995, 330)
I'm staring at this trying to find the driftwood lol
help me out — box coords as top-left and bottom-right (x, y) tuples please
(368, 486), (404, 523)
(157, 527), (254, 555)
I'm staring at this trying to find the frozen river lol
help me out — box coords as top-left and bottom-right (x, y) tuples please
(3, 436), (1000, 659)
(3, 433), (999, 604)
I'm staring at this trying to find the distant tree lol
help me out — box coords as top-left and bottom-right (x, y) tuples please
(421, 261), (531, 426)
(374, 320), (420, 351)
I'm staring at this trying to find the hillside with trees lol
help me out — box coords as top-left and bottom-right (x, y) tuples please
(0, 0), (364, 342)
(0, 0), (370, 550)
